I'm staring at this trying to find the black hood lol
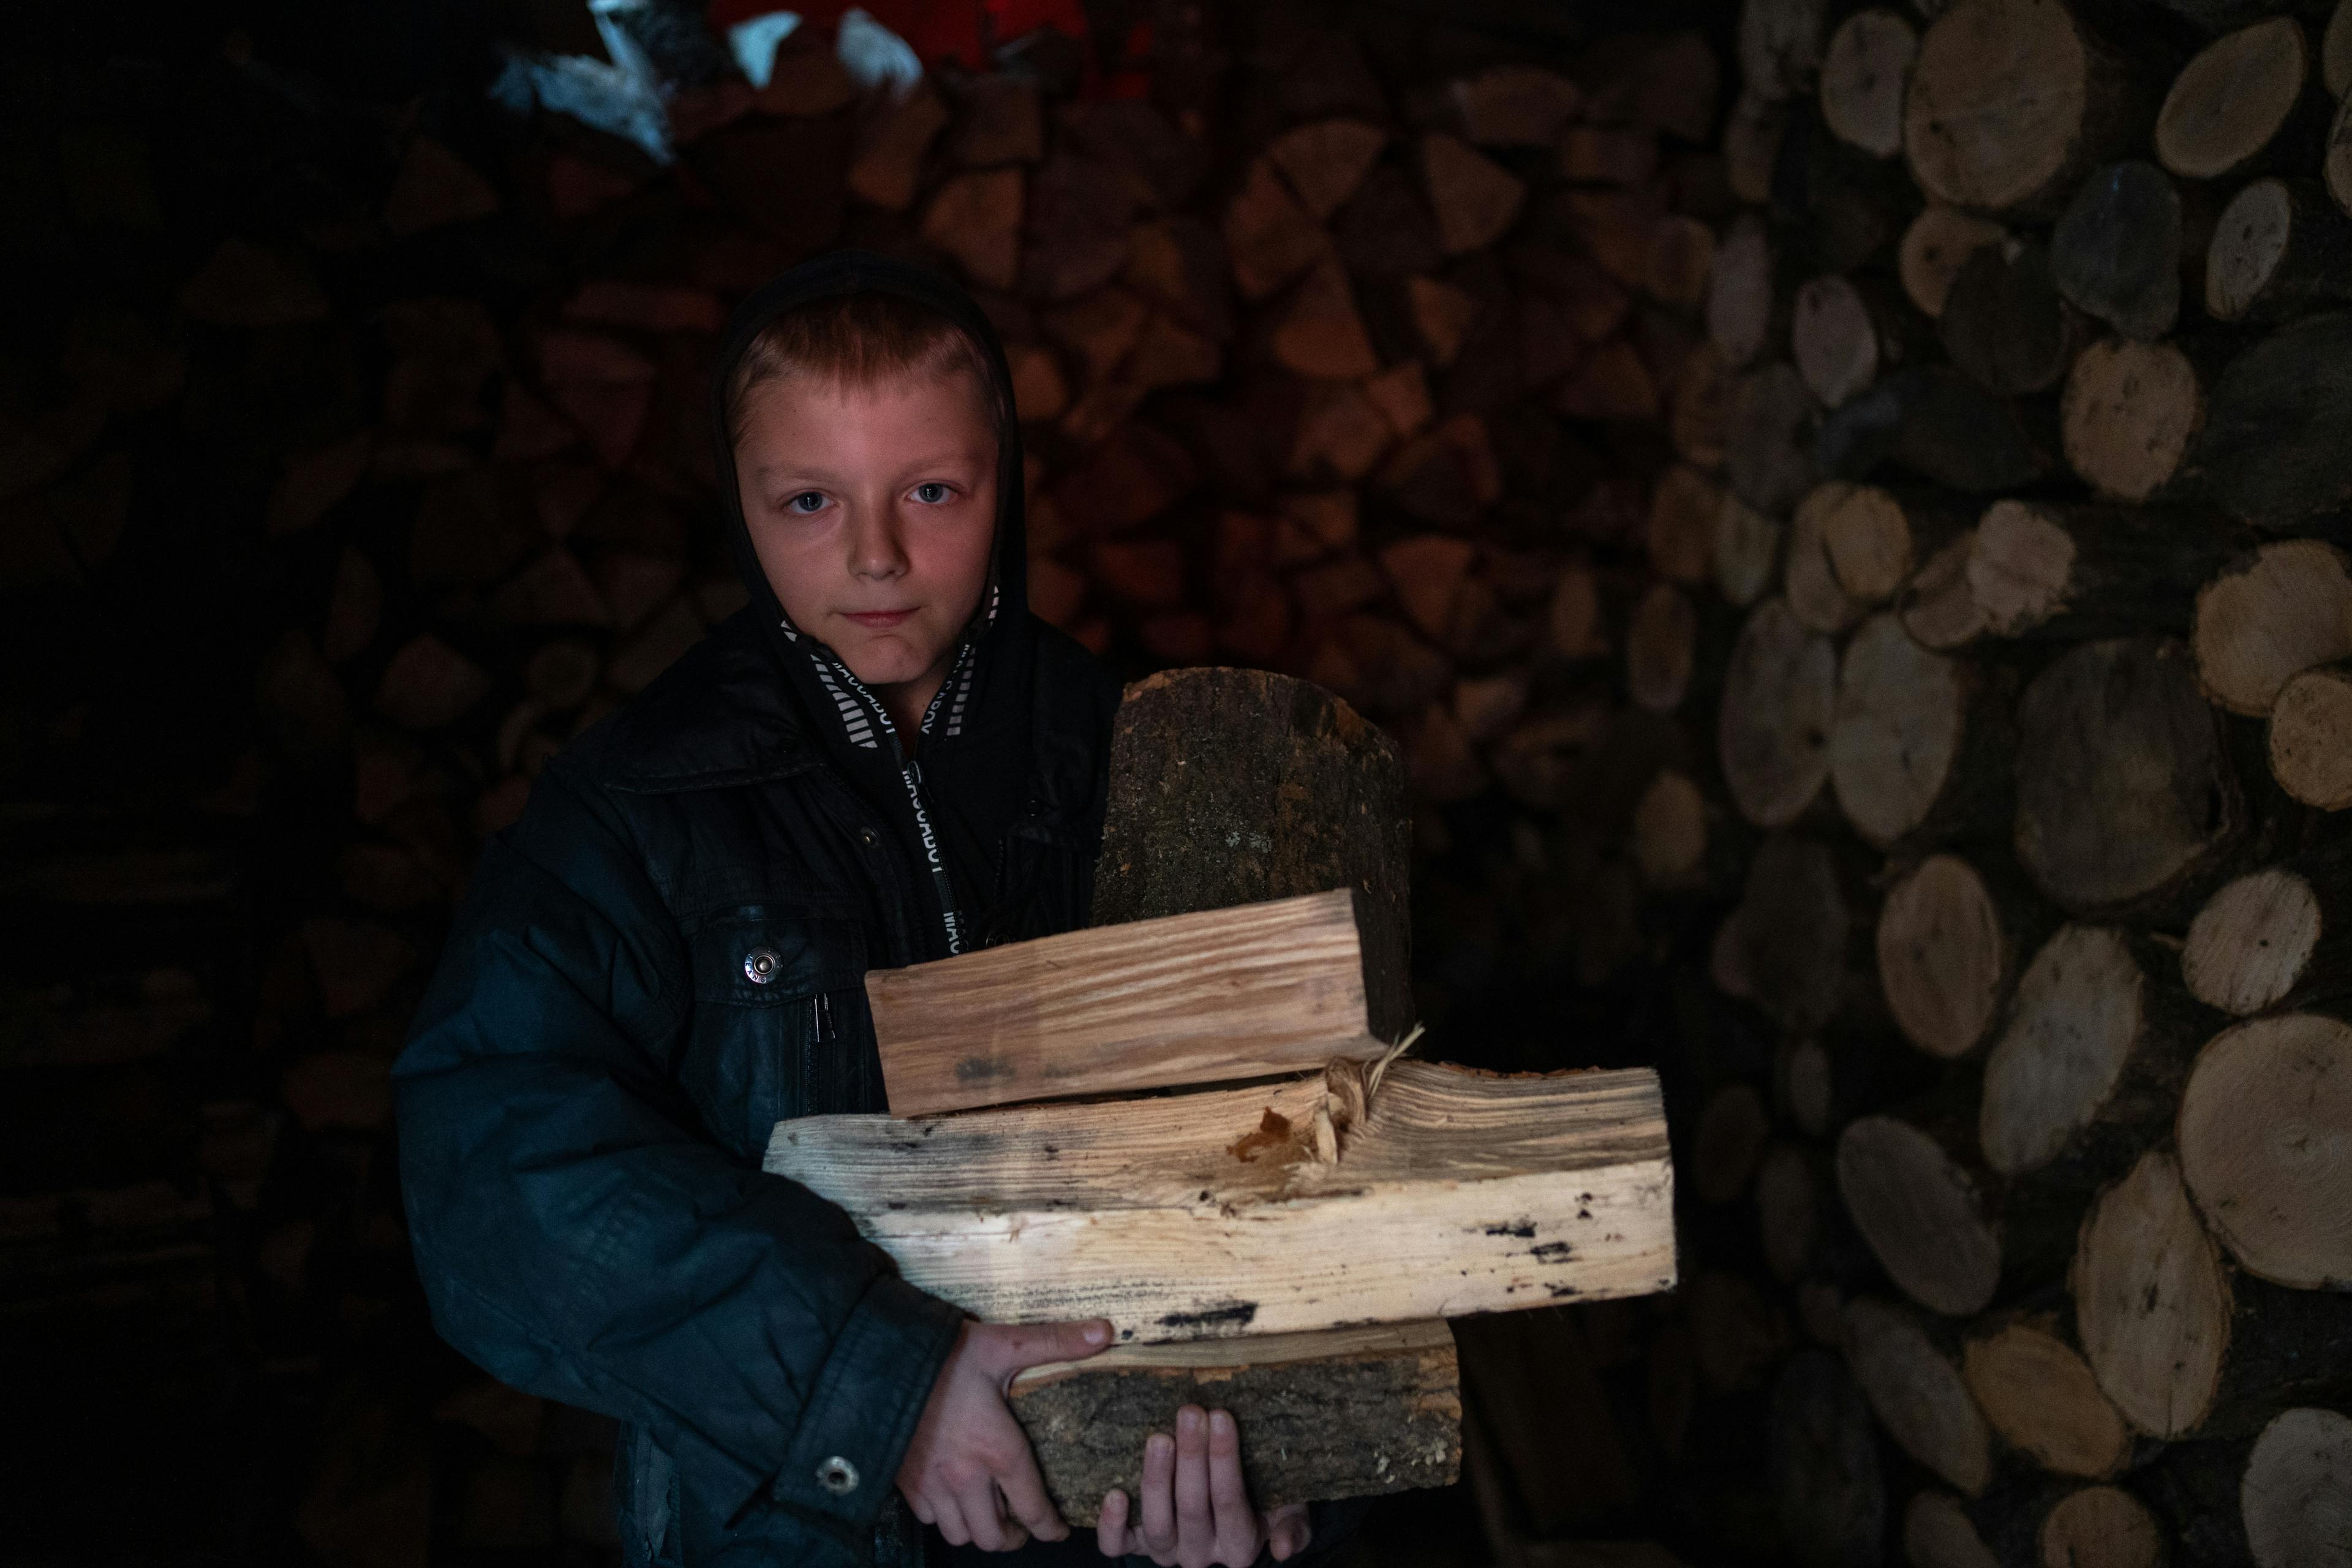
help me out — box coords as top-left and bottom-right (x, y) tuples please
(706, 248), (1047, 959)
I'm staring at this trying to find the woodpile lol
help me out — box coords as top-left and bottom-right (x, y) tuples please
(1654, 0), (2352, 1562)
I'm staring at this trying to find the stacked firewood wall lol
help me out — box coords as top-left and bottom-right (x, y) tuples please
(1656, 1), (2352, 1564)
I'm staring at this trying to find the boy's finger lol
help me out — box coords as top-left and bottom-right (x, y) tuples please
(1096, 1489), (1132, 1558)
(1173, 1406), (1213, 1544)
(931, 1491), (970, 1548)
(956, 1476), (1012, 1552)
(1138, 1432), (1178, 1555)
(991, 1442), (1067, 1542)
(1205, 1410), (1255, 1551)
(987, 1318), (1114, 1376)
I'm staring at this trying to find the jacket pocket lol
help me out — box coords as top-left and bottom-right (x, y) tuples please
(679, 910), (866, 1158)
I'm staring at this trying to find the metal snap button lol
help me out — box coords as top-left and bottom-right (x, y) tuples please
(815, 1455), (859, 1495)
(858, 827), (878, 846)
(743, 948), (781, 984)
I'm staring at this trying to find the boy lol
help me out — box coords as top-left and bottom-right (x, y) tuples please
(394, 251), (1327, 1567)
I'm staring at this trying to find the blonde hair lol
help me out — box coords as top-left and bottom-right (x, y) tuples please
(723, 290), (1011, 452)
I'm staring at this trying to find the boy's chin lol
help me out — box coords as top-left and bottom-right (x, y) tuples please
(833, 636), (949, 693)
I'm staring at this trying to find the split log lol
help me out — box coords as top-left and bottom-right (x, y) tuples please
(1091, 668), (1412, 1043)
(1718, 598), (1836, 828)
(1844, 1295), (1994, 1495)
(1961, 1313), (2134, 1479)
(2060, 337), (2209, 502)
(1905, 1491), (2000, 1568)
(1626, 584), (1697, 714)
(1422, 134), (1526, 255)
(2037, 1486), (2165, 1568)
(2181, 849), (2352, 1015)
(2241, 1408), (2352, 1568)
(1716, 491), (1785, 608)
(1792, 274), (1918, 407)
(1835, 1114), (2001, 1316)
(1902, 530), (1991, 651)
(1224, 157), (1329, 301)
(763, 1059), (1676, 1341)
(1712, 834), (1853, 1035)
(1725, 361), (1819, 513)
(1832, 616), (2002, 849)
(2178, 1011), (2352, 1289)
(2206, 177), (2352, 322)
(1265, 119), (1387, 222)
(1902, 0), (2136, 216)
(1740, 0), (1830, 102)
(2269, 661), (2352, 809)
(1900, 206), (2009, 318)
(867, 891), (1387, 1117)
(1828, 485), (1969, 609)
(1724, 91), (1791, 206)
(2191, 540), (2352, 717)
(2154, 17), (2314, 181)
(1940, 237), (2084, 396)
(2186, 311), (2352, 529)
(1706, 212), (1781, 369)
(1008, 1321), (1461, 1525)
(2013, 637), (2242, 914)
(1819, 10), (1920, 159)
(1968, 499), (2231, 641)
(1784, 483), (1866, 635)
(1770, 1349), (1887, 1568)
(1446, 64), (1582, 148)
(1875, 852), (2018, 1061)
(1815, 365), (2056, 494)
(2050, 161), (2184, 341)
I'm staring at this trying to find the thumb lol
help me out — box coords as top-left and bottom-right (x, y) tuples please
(984, 1318), (1115, 1378)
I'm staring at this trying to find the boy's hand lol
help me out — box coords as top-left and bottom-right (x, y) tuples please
(1094, 1405), (1314, 1567)
(897, 1317), (1112, 1551)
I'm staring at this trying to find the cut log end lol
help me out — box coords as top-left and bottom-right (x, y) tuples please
(2242, 1407), (2352, 1568)
(2037, 1486), (2165, 1568)
(1834, 613), (1969, 849)
(2192, 540), (2352, 718)
(2061, 338), (2203, 502)
(2154, 17), (2311, 182)
(1720, 598), (1836, 829)
(1901, 207), (2009, 319)
(2271, 664), (2352, 809)
(2183, 869), (2321, 1016)
(1837, 1115), (1999, 1317)
(1820, 9), (1920, 159)
(2179, 1011), (2352, 1289)
(1845, 1296), (1993, 1496)
(1877, 853), (2007, 1061)
(2073, 1148), (2231, 1441)
(1962, 1317), (2133, 1479)
(1903, 0), (2104, 213)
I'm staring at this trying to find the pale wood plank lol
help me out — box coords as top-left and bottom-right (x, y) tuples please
(866, 888), (1384, 1117)
(764, 1060), (1676, 1342)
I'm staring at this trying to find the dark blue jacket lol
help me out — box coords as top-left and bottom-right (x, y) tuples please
(393, 251), (1121, 1566)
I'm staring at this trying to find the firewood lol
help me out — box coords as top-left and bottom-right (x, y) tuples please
(1740, 0), (1830, 103)
(2187, 311), (2352, 529)
(944, 74), (1043, 167)
(2269, 661), (2352, 809)
(2060, 337), (2211, 502)
(2331, 0), (2352, 95)
(1268, 259), (1379, 380)
(383, 135), (502, 235)
(1265, 120), (1387, 222)
(2206, 176), (2352, 322)
(1648, 214), (1716, 309)
(1726, 361), (1818, 511)
(2050, 161), (2185, 341)
(1558, 127), (1660, 187)
(1648, 465), (1722, 586)
(1784, 483), (1866, 635)
(2154, 18), (2313, 182)
(1962, 1314), (2133, 1480)
(1816, 365), (2055, 494)
(2037, 1486), (2163, 1568)
(2330, 91), (2352, 218)
(1819, 11), (1918, 160)
(1706, 212), (1781, 369)
(1224, 156), (1329, 301)
(2242, 1409), (2352, 1568)
(2179, 1011), (2352, 1289)
(1376, 533), (1478, 647)
(1092, 668), (1412, 1042)
(2192, 540), (2352, 716)
(1548, 565), (1608, 660)
(1558, 187), (1672, 290)
(1905, 1491), (2000, 1568)
(1711, 834), (1852, 1035)
(1723, 91), (1791, 206)
(375, 635), (488, 731)
(1626, 584), (1697, 714)
(921, 168), (1023, 291)
(1446, 64), (1582, 148)
(1008, 1322), (1461, 1525)
(1969, 499), (2231, 643)
(1672, 341), (1731, 469)
(1421, 134), (1525, 255)
(2016, 637), (2241, 914)
(1770, 1351), (1887, 1568)
(1555, 337), (1660, 421)
(2181, 856), (2343, 1017)
(1577, 27), (1721, 142)
(1835, 1113), (2000, 1316)
(1874, 852), (2016, 1061)
(1844, 1296), (1994, 1495)
(1899, 206), (2010, 318)
(1903, 0), (2136, 216)
(1452, 670), (1529, 744)
(764, 1058), (1675, 1339)
(1716, 491), (1785, 606)
(1902, 530), (1989, 651)
(1791, 274), (1915, 407)
(1940, 237), (2084, 396)
(1719, 597), (1836, 827)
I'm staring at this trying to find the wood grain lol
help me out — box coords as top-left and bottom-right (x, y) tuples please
(764, 1059), (1675, 1341)
(867, 888), (1383, 1118)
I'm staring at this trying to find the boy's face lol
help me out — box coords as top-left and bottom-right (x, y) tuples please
(733, 367), (998, 717)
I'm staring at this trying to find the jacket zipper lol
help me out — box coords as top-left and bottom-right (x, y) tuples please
(823, 647), (973, 957)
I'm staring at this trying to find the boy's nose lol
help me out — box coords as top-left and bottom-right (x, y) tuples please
(845, 507), (910, 578)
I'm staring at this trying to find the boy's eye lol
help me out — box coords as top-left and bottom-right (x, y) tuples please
(786, 491), (825, 514)
(913, 482), (951, 504)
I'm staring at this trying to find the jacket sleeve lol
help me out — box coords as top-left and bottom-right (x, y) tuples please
(391, 758), (964, 1528)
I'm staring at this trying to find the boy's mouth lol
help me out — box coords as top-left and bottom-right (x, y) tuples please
(842, 609), (918, 629)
